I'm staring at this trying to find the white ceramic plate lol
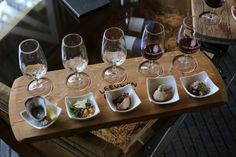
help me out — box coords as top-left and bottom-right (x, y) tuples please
(180, 71), (219, 98)
(146, 75), (180, 105)
(105, 84), (141, 113)
(20, 98), (62, 129)
(65, 92), (100, 120)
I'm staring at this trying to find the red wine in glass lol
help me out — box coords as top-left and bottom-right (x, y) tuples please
(177, 37), (200, 54)
(204, 0), (226, 8)
(141, 44), (163, 60)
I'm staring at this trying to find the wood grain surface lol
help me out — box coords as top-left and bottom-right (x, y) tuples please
(9, 51), (228, 142)
(191, 0), (236, 44)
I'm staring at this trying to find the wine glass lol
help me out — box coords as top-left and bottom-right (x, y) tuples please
(200, 0), (226, 25)
(18, 39), (53, 96)
(61, 33), (91, 90)
(139, 21), (165, 77)
(172, 16), (201, 74)
(101, 27), (127, 83)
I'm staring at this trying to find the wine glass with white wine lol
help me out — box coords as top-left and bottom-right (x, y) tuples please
(101, 27), (127, 83)
(61, 33), (91, 90)
(18, 39), (53, 96)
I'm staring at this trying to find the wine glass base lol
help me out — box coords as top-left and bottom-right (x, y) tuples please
(138, 60), (163, 77)
(28, 78), (53, 96)
(102, 66), (127, 84)
(199, 11), (222, 25)
(66, 72), (91, 90)
(172, 55), (197, 73)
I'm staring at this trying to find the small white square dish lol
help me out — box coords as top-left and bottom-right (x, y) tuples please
(180, 71), (219, 98)
(65, 92), (100, 120)
(20, 97), (62, 129)
(105, 84), (141, 113)
(146, 75), (180, 105)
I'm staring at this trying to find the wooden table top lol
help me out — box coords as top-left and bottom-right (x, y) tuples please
(191, 0), (236, 44)
(9, 51), (228, 142)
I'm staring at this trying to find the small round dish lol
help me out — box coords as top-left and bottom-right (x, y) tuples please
(65, 92), (100, 120)
(146, 75), (180, 105)
(105, 84), (141, 113)
(20, 97), (62, 129)
(180, 71), (219, 98)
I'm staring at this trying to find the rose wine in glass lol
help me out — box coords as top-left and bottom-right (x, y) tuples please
(173, 16), (201, 74)
(101, 27), (127, 84)
(61, 33), (91, 90)
(200, 0), (226, 25)
(18, 39), (53, 96)
(139, 21), (165, 77)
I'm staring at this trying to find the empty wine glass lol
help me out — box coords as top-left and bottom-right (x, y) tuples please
(18, 39), (53, 96)
(61, 33), (91, 90)
(101, 27), (127, 83)
(172, 16), (201, 74)
(139, 21), (165, 77)
(200, 0), (226, 25)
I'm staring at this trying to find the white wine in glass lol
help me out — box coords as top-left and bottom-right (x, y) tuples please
(61, 33), (91, 90)
(18, 39), (53, 96)
(101, 27), (127, 84)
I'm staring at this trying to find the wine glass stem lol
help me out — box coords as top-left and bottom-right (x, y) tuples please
(112, 64), (118, 75)
(149, 60), (154, 72)
(184, 54), (189, 71)
(36, 79), (40, 87)
(75, 71), (80, 81)
(210, 8), (215, 17)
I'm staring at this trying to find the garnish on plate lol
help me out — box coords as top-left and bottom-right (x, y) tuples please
(153, 84), (173, 102)
(188, 80), (210, 96)
(46, 106), (57, 121)
(112, 93), (131, 110)
(68, 98), (95, 118)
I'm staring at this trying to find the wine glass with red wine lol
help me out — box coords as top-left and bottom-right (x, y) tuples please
(172, 16), (201, 74)
(200, 0), (226, 25)
(139, 21), (165, 77)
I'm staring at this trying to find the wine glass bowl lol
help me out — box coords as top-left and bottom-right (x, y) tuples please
(200, 0), (226, 25)
(173, 16), (201, 74)
(101, 27), (127, 84)
(205, 0), (226, 8)
(139, 21), (165, 77)
(18, 39), (53, 96)
(62, 33), (91, 90)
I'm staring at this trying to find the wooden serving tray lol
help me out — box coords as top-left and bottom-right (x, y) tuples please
(191, 0), (236, 44)
(9, 51), (228, 142)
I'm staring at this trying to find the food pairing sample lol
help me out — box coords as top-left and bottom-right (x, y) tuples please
(21, 96), (62, 129)
(65, 92), (100, 120)
(180, 71), (219, 98)
(146, 75), (180, 105)
(105, 84), (141, 113)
